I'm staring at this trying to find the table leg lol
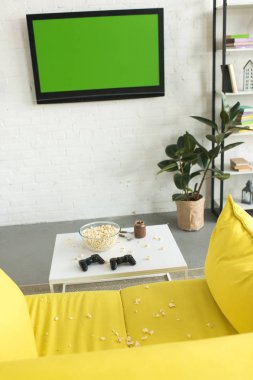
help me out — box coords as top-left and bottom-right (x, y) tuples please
(49, 283), (54, 293)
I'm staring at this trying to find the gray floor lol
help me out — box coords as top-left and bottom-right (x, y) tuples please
(0, 210), (217, 286)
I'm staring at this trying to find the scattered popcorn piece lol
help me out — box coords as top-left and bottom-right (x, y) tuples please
(80, 254), (85, 258)
(144, 285), (150, 289)
(134, 298), (141, 305)
(135, 341), (141, 347)
(141, 336), (148, 341)
(112, 329), (119, 337)
(145, 256), (151, 261)
(153, 313), (161, 318)
(54, 316), (59, 321)
(100, 336), (107, 341)
(142, 328), (149, 334)
(117, 337), (123, 343)
(45, 332), (49, 336)
(126, 336), (134, 346)
(168, 302), (176, 308)
(187, 333), (192, 339)
(206, 322), (214, 329)
(86, 313), (93, 319)
(68, 316), (74, 320)
(153, 236), (161, 241)
(144, 244), (150, 248)
(176, 317), (181, 321)
(159, 246), (165, 251)
(148, 330), (154, 335)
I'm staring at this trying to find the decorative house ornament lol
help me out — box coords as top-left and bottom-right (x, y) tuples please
(241, 180), (253, 204)
(243, 60), (253, 91)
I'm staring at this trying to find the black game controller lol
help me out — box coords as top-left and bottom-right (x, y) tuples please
(110, 254), (136, 270)
(79, 254), (105, 272)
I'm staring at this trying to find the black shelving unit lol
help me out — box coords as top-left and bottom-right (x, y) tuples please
(212, 0), (227, 217)
(212, 0), (253, 217)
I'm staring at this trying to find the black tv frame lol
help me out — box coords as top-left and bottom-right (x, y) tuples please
(26, 8), (165, 104)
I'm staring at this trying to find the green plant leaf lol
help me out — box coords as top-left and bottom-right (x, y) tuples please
(215, 133), (226, 144)
(220, 142), (243, 153)
(174, 173), (190, 190)
(208, 146), (220, 159)
(221, 92), (230, 113)
(224, 130), (233, 138)
(165, 144), (179, 159)
(183, 132), (196, 152)
(214, 172), (230, 180)
(177, 136), (184, 150)
(172, 193), (188, 201)
(229, 101), (241, 121)
(191, 116), (219, 132)
(190, 170), (202, 179)
(220, 110), (230, 125)
(181, 152), (199, 163)
(206, 134), (217, 143)
(182, 162), (191, 174)
(157, 160), (178, 174)
(197, 150), (209, 169)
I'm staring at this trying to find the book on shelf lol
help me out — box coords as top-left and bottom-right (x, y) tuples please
(235, 106), (253, 125)
(230, 158), (250, 171)
(226, 34), (250, 39)
(228, 64), (238, 93)
(227, 45), (253, 49)
(226, 35), (253, 49)
(233, 165), (252, 171)
(221, 65), (232, 92)
(226, 38), (253, 43)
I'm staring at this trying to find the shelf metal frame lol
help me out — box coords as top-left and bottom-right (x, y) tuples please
(212, 0), (253, 216)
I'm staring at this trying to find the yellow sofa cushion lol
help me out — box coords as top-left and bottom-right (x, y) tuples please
(1, 333), (253, 380)
(0, 269), (37, 362)
(120, 278), (236, 346)
(205, 195), (253, 333)
(26, 290), (127, 356)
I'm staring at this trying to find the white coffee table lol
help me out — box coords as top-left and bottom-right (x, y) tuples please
(49, 224), (188, 292)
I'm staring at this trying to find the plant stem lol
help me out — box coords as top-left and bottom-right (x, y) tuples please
(196, 159), (212, 195)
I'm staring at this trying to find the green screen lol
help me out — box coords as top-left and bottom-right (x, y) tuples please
(32, 14), (160, 93)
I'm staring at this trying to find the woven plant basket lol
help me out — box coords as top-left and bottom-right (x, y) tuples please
(175, 196), (205, 231)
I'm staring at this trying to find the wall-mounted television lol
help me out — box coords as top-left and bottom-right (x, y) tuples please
(26, 8), (164, 104)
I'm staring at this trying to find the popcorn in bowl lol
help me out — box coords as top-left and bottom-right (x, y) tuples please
(79, 221), (120, 252)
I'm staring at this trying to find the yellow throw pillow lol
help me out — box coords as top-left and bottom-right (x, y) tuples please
(205, 195), (253, 333)
(0, 269), (38, 361)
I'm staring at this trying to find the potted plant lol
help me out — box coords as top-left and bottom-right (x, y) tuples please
(157, 93), (244, 231)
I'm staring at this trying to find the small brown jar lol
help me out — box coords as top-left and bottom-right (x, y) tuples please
(134, 220), (146, 238)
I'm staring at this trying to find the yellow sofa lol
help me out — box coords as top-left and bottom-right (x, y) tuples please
(1, 195), (253, 379)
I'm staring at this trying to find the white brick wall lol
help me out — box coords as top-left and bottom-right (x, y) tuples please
(0, 0), (213, 226)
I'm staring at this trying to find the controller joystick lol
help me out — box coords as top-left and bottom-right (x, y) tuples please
(79, 254), (105, 272)
(110, 254), (136, 270)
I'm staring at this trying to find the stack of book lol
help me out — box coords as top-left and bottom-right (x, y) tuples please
(230, 157), (252, 172)
(235, 106), (253, 128)
(226, 34), (253, 49)
(221, 63), (238, 93)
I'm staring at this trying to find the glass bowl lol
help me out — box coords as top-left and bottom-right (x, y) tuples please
(79, 221), (120, 252)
